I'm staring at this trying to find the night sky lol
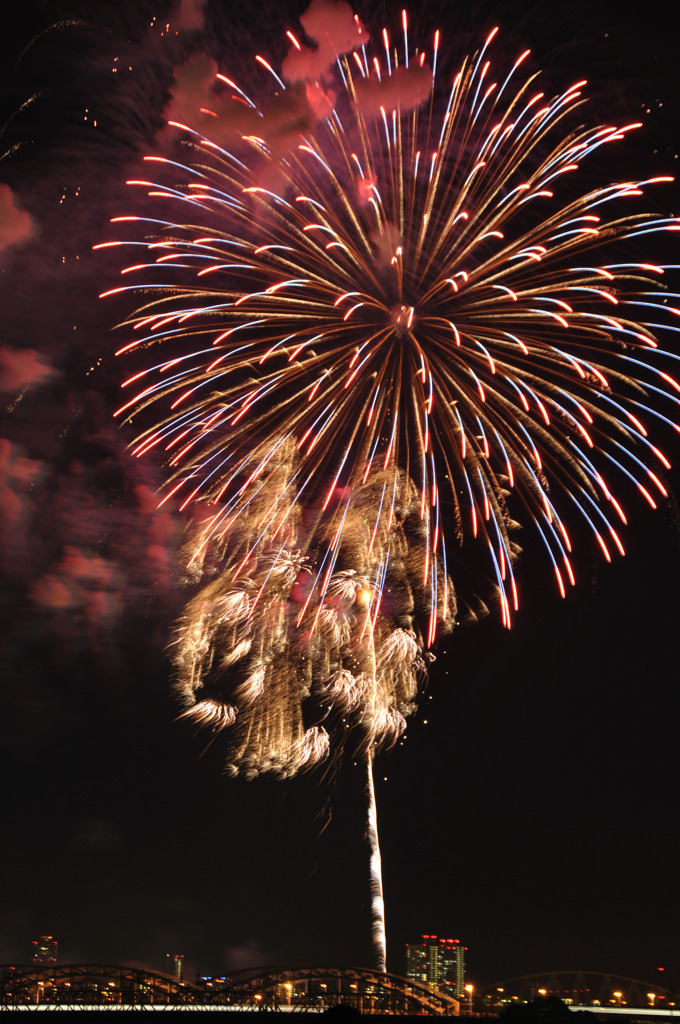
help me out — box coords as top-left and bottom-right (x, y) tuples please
(1, 0), (679, 995)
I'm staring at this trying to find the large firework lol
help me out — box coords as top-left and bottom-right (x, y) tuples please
(100, 3), (678, 971)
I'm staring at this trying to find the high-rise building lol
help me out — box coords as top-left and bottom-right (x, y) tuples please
(32, 936), (57, 963)
(167, 954), (184, 982)
(405, 935), (465, 998)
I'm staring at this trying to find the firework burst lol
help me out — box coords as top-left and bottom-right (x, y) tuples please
(99, 5), (679, 970)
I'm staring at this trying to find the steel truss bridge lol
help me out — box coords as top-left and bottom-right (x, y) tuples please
(0, 963), (459, 1014)
(489, 972), (677, 1010)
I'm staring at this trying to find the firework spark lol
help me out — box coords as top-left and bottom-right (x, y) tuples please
(171, 455), (447, 778)
(101, 6), (679, 970)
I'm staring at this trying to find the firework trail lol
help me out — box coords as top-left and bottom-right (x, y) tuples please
(100, 3), (679, 970)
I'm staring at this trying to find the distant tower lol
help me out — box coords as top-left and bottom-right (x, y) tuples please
(167, 954), (184, 982)
(32, 936), (57, 963)
(405, 935), (465, 997)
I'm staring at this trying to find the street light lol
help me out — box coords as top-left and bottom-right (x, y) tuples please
(648, 994), (657, 1007)
(465, 984), (474, 1014)
(613, 992), (623, 1007)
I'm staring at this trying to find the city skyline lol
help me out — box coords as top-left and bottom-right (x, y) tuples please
(0, 0), (679, 989)
(1, 955), (675, 1012)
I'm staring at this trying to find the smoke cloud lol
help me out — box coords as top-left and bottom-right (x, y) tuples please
(281, 0), (366, 82)
(0, 347), (55, 394)
(354, 61), (432, 116)
(0, 184), (34, 255)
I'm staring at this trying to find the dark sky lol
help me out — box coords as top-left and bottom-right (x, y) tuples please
(1, 0), (679, 996)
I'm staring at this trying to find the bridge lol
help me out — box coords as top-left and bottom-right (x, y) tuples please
(487, 972), (678, 1013)
(0, 963), (459, 1013)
